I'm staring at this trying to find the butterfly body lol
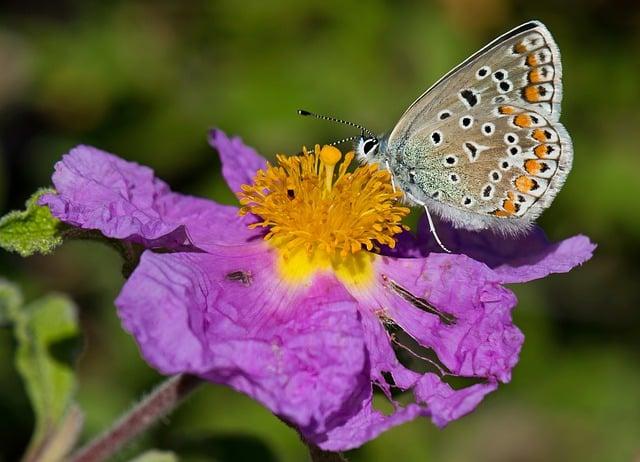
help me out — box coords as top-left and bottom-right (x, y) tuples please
(356, 20), (573, 235)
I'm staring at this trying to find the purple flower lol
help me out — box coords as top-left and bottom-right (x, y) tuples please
(39, 130), (595, 451)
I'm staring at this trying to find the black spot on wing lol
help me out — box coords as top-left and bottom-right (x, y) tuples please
(460, 89), (478, 107)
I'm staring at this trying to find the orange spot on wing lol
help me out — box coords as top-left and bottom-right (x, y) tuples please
(523, 86), (540, 102)
(499, 105), (517, 115)
(528, 69), (542, 83)
(526, 54), (539, 67)
(493, 209), (512, 218)
(514, 114), (532, 127)
(513, 42), (527, 54)
(525, 159), (542, 175)
(532, 128), (548, 142)
(534, 144), (548, 158)
(515, 175), (534, 193)
(503, 199), (516, 214)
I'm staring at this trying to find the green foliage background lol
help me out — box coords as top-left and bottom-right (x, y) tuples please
(0, 1), (638, 460)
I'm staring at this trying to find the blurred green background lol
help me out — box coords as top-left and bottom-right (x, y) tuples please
(1, 0), (639, 461)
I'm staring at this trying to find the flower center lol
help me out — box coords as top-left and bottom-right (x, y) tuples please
(238, 145), (409, 284)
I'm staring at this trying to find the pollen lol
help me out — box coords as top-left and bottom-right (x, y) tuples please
(237, 145), (409, 282)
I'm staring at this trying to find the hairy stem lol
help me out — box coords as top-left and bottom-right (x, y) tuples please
(69, 374), (203, 462)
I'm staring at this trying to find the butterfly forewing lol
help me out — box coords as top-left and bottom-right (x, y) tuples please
(384, 21), (572, 233)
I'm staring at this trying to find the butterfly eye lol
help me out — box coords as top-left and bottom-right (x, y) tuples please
(363, 139), (378, 154)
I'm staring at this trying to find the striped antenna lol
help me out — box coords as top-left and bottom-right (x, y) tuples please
(298, 109), (376, 139)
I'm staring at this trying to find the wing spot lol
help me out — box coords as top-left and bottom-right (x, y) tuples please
(492, 69), (507, 81)
(464, 142), (479, 161)
(525, 159), (543, 175)
(431, 130), (443, 146)
(443, 155), (458, 167)
(534, 144), (547, 158)
(532, 128), (556, 142)
(508, 145), (521, 156)
(504, 133), (518, 144)
(498, 105), (517, 115)
(459, 116), (473, 129)
(476, 66), (490, 79)
(528, 65), (554, 83)
(498, 80), (513, 93)
(482, 123), (495, 136)
(449, 173), (460, 184)
(500, 160), (511, 171)
(459, 89), (479, 108)
(481, 184), (494, 200)
(515, 176), (539, 193)
(438, 110), (452, 120)
(513, 42), (527, 54)
(463, 196), (474, 207)
(513, 114), (532, 127)
(490, 170), (501, 182)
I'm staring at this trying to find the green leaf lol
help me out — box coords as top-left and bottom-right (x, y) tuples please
(0, 188), (64, 257)
(0, 278), (22, 324)
(12, 293), (82, 459)
(128, 450), (179, 462)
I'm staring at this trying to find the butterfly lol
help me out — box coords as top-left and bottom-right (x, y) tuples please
(301, 21), (572, 252)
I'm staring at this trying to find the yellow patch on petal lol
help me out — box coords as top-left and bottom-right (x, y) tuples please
(275, 244), (376, 287)
(238, 144), (408, 286)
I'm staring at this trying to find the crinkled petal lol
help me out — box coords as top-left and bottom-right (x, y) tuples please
(208, 129), (268, 194)
(364, 253), (523, 383)
(313, 305), (499, 449)
(404, 214), (595, 283)
(39, 145), (259, 248)
(315, 390), (423, 451)
(413, 374), (498, 428)
(116, 244), (369, 436)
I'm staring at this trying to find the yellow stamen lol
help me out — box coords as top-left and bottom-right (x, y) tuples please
(238, 145), (410, 285)
(320, 145), (341, 193)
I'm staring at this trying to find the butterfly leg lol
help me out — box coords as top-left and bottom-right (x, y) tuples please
(405, 192), (451, 253)
(384, 160), (397, 193)
(423, 205), (451, 253)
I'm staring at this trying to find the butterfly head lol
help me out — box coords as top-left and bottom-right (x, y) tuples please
(297, 109), (383, 163)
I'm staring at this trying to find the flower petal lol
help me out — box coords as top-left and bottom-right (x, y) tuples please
(116, 245), (369, 435)
(313, 309), (498, 449)
(369, 253), (523, 383)
(414, 374), (498, 428)
(39, 145), (258, 248)
(208, 129), (268, 194)
(315, 391), (423, 451)
(410, 215), (595, 283)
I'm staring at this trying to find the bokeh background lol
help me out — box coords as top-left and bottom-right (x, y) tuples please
(1, 1), (639, 461)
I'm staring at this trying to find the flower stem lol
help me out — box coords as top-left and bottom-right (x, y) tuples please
(307, 444), (348, 462)
(69, 374), (203, 462)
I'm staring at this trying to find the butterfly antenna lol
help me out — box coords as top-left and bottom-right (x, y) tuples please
(298, 109), (376, 139)
(328, 135), (360, 147)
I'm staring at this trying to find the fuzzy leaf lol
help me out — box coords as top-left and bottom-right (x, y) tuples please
(12, 294), (82, 457)
(0, 188), (64, 257)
